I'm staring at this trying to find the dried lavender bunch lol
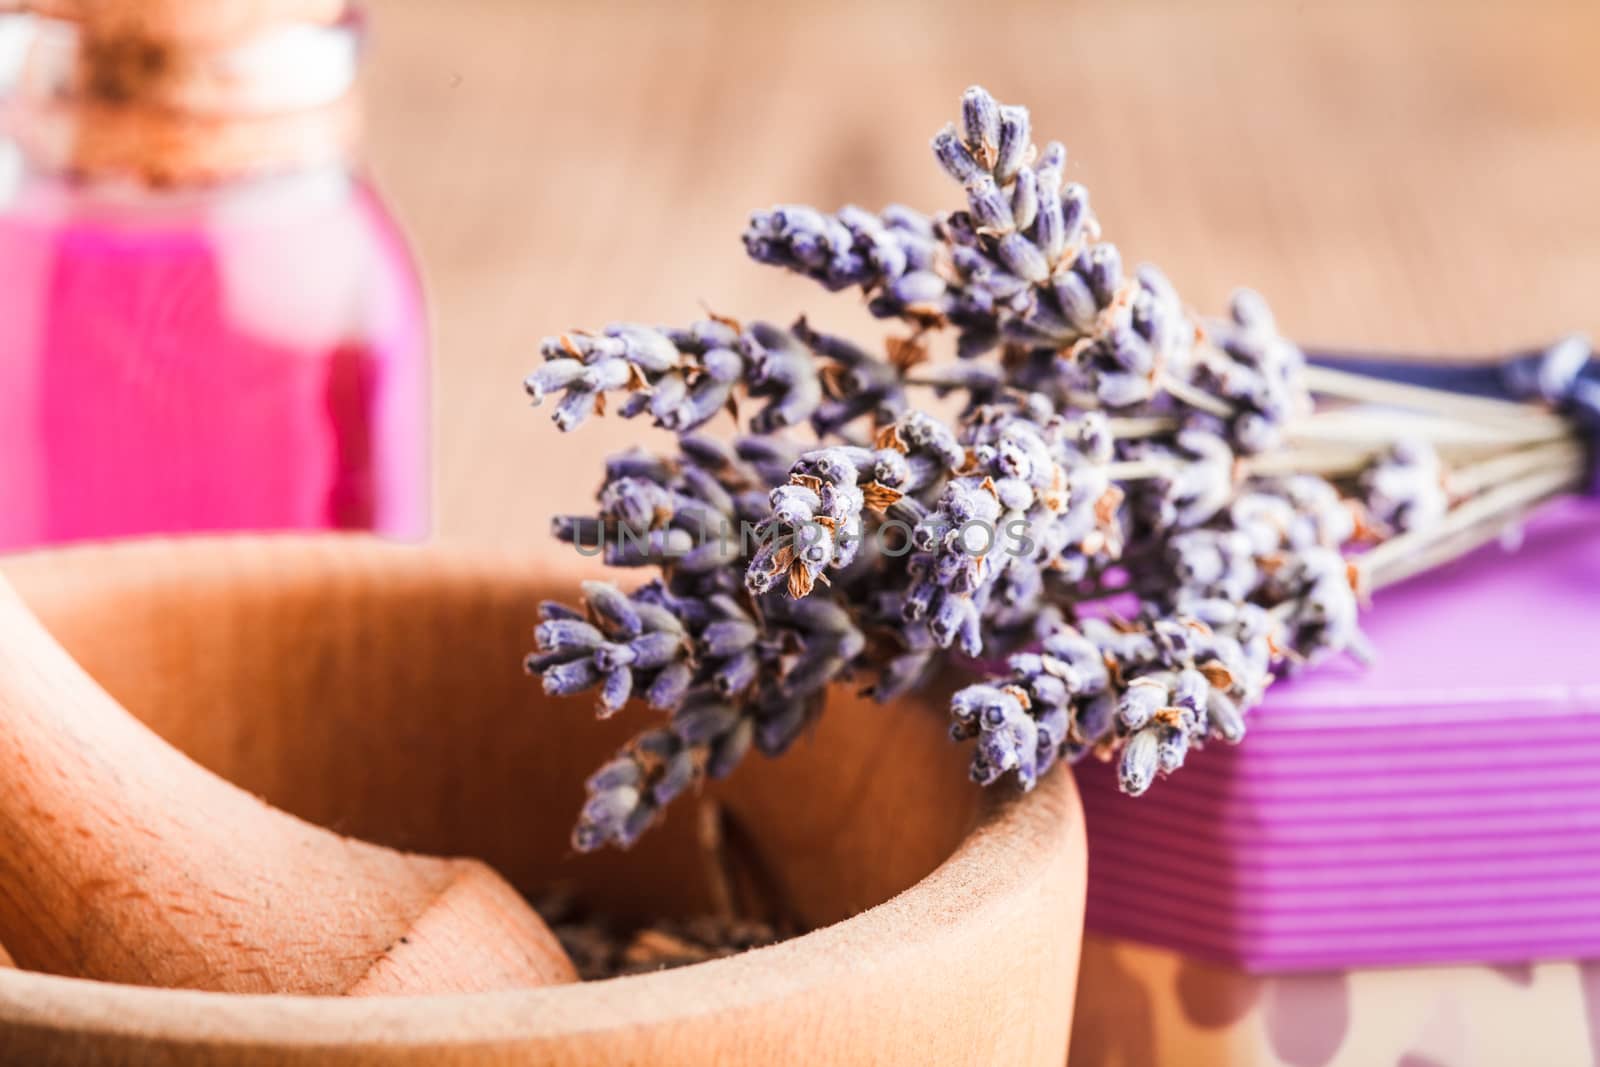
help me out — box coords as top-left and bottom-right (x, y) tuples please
(540, 578), (869, 850)
(527, 84), (1594, 849)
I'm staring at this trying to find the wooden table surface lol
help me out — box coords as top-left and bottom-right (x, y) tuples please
(360, 0), (1600, 547)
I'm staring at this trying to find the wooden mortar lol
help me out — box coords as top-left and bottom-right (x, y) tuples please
(0, 536), (1086, 1065)
(0, 573), (575, 995)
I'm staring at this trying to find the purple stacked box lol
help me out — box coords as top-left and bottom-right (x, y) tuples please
(1077, 496), (1600, 972)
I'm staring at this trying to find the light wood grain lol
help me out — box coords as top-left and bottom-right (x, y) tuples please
(355, 0), (1600, 546)
(0, 536), (1085, 1064)
(0, 571), (575, 995)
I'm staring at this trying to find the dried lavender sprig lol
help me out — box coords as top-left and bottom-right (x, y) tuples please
(548, 434), (781, 579)
(527, 319), (822, 435)
(539, 571), (872, 851)
(528, 581), (693, 717)
(743, 87), (1310, 452)
(934, 92), (1312, 452)
(744, 202), (940, 298)
(949, 608), (1265, 795)
(531, 311), (934, 441)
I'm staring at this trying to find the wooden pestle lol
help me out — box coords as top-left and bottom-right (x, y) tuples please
(0, 575), (576, 995)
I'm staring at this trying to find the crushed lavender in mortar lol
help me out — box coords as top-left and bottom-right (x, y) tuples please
(535, 886), (785, 981)
(525, 86), (1589, 851)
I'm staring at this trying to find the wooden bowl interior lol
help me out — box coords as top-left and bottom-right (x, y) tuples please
(6, 538), (983, 933)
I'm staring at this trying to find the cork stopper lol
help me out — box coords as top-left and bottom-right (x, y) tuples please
(23, 0), (348, 48)
(1, 1), (360, 184)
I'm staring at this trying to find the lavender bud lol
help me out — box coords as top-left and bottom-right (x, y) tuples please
(932, 124), (985, 183)
(996, 233), (1050, 284)
(1010, 167), (1039, 232)
(1106, 324), (1155, 375)
(1118, 676), (1167, 729)
(599, 666), (633, 715)
(1119, 729), (1161, 795)
(535, 618), (605, 654)
(1077, 692), (1116, 747)
(524, 649), (579, 674)
(627, 631), (685, 670)
(1096, 370), (1153, 408)
(1084, 244), (1122, 305)
(994, 105), (1031, 185)
(950, 686), (981, 727)
(581, 784), (640, 831)
(674, 701), (741, 746)
(648, 372), (689, 422)
(961, 85), (1001, 164)
(652, 749), (699, 806)
(544, 658), (602, 697)
(525, 359), (587, 404)
(1230, 287), (1274, 329)
(888, 270), (949, 309)
(586, 758), (641, 793)
(1156, 728), (1189, 773)
(966, 176), (1014, 232)
(580, 581), (641, 638)
(552, 387), (598, 432)
(1207, 690), (1246, 743)
(577, 358), (631, 396)
(1052, 272), (1099, 332)
(1172, 669), (1209, 718)
(613, 323), (681, 373)
(702, 619), (760, 657)
(538, 599), (587, 623)
(1034, 192), (1066, 264)
(1060, 183), (1091, 245)
(929, 593), (983, 656)
(645, 660), (694, 711)
(713, 649), (761, 695)
(881, 202), (935, 236)
(633, 599), (687, 636)
(701, 346), (745, 383)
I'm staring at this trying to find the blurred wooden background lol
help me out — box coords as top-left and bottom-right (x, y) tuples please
(360, 0), (1600, 547)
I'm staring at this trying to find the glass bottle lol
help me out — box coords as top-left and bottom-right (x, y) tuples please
(0, 4), (428, 550)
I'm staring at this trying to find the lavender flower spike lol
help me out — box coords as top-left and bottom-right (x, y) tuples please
(527, 582), (689, 717)
(529, 318), (824, 436)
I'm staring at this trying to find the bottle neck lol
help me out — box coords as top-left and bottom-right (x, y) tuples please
(0, 8), (363, 186)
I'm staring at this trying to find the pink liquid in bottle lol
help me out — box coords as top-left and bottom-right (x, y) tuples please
(0, 171), (428, 549)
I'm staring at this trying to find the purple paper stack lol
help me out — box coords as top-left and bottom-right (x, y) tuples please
(1077, 496), (1600, 972)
